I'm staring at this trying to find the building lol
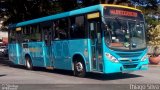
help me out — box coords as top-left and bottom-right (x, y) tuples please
(0, 31), (8, 45)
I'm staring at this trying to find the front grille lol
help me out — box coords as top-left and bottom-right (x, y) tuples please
(116, 52), (141, 67)
(117, 52), (141, 58)
(120, 59), (139, 64)
(123, 64), (138, 68)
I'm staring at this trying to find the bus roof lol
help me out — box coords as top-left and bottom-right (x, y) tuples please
(102, 4), (141, 12)
(9, 4), (141, 28)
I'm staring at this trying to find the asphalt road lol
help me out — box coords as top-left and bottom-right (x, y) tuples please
(0, 57), (160, 90)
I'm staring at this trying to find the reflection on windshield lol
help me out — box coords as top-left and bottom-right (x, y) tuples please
(104, 18), (146, 50)
(129, 21), (146, 50)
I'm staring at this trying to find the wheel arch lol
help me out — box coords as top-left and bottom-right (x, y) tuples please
(72, 53), (87, 71)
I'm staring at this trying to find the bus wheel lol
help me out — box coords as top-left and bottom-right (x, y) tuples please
(25, 56), (33, 70)
(73, 60), (86, 77)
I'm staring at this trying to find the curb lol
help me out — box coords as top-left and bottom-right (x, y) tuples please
(149, 64), (160, 67)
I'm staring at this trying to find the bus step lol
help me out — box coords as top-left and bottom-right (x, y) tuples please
(46, 67), (54, 70)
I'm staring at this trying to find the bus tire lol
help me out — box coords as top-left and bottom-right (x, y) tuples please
(25, 56), (33, 70)
(73, 60), (86, 77)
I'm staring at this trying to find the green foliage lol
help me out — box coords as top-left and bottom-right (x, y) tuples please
(132, 0), (159, 10)
(146, 16), (160, 27)
(137, 5), (160, 27)
(1, 0), (159, 26)
(148, 24), (160, 45)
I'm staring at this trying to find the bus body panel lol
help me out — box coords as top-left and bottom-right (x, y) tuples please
(23, 42), (51, 67)
(52, 39), (90, 71)
(9, 42), (52, 67)
(9, 44), (21, 65)
(23, 42), (46, 67)
(68, 39), (91, 72)
(52, 40), (71, 70)
(45, 45), (53, 67)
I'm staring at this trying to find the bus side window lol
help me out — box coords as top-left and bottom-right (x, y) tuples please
(54, 22), (60, 40)
(9, 29), (17, 43)
(54, 19), (68, 40)
(54, 21), (60, 40)
(69, 15), (85, 39)
(23, 26), (31, 42)
(23, 24), (41, 42)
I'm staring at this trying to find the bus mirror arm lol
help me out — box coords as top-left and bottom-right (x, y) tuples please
(101, 21), (111, 32)
(104, 25), (111, 32)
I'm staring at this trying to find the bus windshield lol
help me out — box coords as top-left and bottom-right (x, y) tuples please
(104, 17), (146, 51)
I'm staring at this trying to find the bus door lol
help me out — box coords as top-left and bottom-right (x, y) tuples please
(44, 28), (53, 67)
(16, 29), (24, 65)
(89, 20), (103, 72)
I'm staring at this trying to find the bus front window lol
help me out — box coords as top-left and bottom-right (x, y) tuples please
(104, 18), (146, 51)
(129, 21), (146, 50)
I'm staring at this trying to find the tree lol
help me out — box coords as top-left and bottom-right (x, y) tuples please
(132, 0), (159, 10)
(2, 0), (59, 25)
(0, 0), (159, 27)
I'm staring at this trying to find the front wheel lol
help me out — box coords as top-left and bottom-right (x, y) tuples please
(73, 60), (86, 77)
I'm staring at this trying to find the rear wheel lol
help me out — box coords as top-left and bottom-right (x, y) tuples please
(25, 56), (33, 70)
(73, 60), (86, 77)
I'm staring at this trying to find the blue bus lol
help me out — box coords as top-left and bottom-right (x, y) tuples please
(8, 4), (149, 77)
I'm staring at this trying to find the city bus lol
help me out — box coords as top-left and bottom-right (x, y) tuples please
(8, 4), (149, 77)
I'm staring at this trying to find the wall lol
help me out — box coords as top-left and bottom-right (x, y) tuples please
(0, 31), (8, 39)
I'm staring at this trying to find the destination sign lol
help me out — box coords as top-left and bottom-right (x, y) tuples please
(104, 6), (143, 20)
(110, 9), (138, 17)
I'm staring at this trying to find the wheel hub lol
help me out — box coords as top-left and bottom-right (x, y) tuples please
(76, 62), (83, 72)
(26, 60), (31, 68)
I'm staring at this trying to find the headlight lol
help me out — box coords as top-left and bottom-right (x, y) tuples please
(141, 54), (148, 61)
(106, 53), (119, 63)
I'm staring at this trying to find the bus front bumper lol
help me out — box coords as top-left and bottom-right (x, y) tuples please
(103, 59), (149, 74)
